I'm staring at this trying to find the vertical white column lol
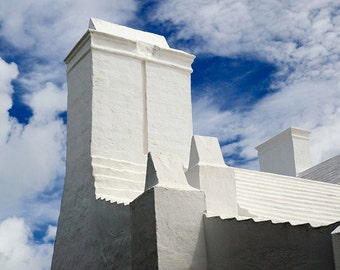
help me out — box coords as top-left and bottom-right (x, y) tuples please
(142, 60), (148, 155)
(146, 60), (193, 168)
(332, 226), (340, 270)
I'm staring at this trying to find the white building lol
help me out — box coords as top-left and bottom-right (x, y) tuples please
(52, 19), (340, 270)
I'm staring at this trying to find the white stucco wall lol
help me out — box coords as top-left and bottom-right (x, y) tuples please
(52, 50), (96, 268)
(204, 216), (338, 270)
(146, 62), (193, 167)
(91, 48), (145, 164)
(88, 22), (194, 203)
(131, 187), (207, 270)
(52, 43), (133, 269)
(131, 152), (207, 269)
(87, 20), (194, 169)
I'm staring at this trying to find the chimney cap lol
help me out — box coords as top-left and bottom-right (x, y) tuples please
(89, 18), (170, 49)
(255, 127), (311, 153)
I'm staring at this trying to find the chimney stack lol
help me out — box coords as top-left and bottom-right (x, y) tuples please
(256, 127), (312, 177)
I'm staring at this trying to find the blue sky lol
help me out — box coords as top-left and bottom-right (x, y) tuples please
(1, 0), (340, 268)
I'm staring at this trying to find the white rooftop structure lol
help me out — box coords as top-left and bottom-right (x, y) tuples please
(235, 168), (340, 227)
(256, 127), (312, 176)
(52, 19), (340, 270)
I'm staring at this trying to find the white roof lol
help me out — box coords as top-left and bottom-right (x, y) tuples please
(235, 168), (340, 227)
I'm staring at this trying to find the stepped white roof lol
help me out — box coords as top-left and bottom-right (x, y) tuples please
(92, 156), (146, 205)
(235, 168), (340, 227)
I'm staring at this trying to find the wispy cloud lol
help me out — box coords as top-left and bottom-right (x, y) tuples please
(153, 0), (340, 166)
(0, 218), (53, 270)
(0, 57), (66, 220)
(0, 0), (138, 58)
(194, 80), (340, 167)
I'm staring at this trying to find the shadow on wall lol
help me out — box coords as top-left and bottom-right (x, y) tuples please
(204, 216), (339, 270)
(190, 218), (208, 270)
(94, 199), (131, 270)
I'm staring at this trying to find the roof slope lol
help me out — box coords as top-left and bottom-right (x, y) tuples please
(299, 154), (340, 184)
(235, 168), (340, 227)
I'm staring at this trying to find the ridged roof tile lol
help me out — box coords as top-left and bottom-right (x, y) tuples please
(299, 154), (340, 185)
(235, 168), (340, 227)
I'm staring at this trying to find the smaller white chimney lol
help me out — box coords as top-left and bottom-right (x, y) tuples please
(255, 127), (312, 177)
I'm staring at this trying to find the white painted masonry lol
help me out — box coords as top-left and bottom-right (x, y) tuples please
(145, 152), (196, 191)
(186, 136), (237, 218)
(235, 168), (340, 226)
(52, 19), (340, 269)
(256, 127), (312, 176)
(53, 18), (196, 269)
(204, 216), (339, 270)
(131, 152), (207, 270)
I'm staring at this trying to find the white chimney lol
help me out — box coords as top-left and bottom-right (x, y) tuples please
(255, 127), (312, 176)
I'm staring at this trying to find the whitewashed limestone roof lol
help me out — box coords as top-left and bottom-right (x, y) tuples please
(235, 168), (340, 227)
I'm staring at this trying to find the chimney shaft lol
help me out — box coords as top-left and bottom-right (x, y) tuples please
(256, 127), (312, 176)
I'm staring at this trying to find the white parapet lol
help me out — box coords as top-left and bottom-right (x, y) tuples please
(186, 135), (238, 218)
(256, 127), (312, 177)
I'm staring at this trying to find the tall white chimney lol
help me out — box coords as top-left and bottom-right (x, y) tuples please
(255, 127), (312, 176)
(52, 18), (195, 269)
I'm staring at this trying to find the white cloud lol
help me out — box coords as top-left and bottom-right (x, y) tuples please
(194, 80), (340, 167)
(0, 57), (66, 223)
(0, 122), (66, 221)
(0, 0), (138, 59)
(43, 225), (57, 243)
(24, 82), (67, 123)
(0, 56), (64, 270)
(0, 217), (53, 270)
(0, 58), (18, 95)
(0, 0), (139, 97)
(23, 196), (62, 232)
(154, 0), (340, 167)
(0, 58), (19, 143)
